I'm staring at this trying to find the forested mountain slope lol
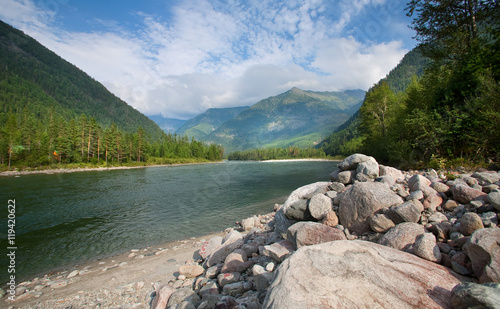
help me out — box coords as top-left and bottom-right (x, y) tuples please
(203, 87), (365, 153)
(0, 20), (164, 140)
(176, 106), (249, 140)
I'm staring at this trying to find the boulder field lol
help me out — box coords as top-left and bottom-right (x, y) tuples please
(151, 154), (500, 309)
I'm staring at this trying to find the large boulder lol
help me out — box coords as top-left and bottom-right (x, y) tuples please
(379, 165), (404, 183)
(339, 153), (373, 170)
(339, 182), (404, 235)
(263, 240), (464, 309)
(463, 228), (500, 283)
(450, 184), (487, 204)
(282, 182), (331, 210)
(286, 221), (346, 249)
(378, 222), (426, 251)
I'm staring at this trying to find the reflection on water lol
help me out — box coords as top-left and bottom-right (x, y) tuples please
(0, 161), (337, 284)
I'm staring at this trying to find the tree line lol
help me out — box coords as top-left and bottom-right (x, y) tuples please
(228, 147), (327, 161)
(0, 110), (223, 169)
(323, 0), (499, 169)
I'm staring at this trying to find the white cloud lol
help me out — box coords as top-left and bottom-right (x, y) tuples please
(0, 0), (411, 119)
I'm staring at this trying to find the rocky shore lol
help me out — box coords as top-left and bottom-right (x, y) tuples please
(4, 153), (500, 308)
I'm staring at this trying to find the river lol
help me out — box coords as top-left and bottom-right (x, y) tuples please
(0, 160), (338, 285)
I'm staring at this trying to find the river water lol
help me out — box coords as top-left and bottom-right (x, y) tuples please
(0, 160), (338, 284)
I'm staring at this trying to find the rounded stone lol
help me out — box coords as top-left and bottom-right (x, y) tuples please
(459, 212), (484, 236)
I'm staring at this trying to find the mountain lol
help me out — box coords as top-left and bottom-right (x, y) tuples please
(201, 88), (365, 153)
(318, 47), (429, 156)
(0, 20), (164, 140)
(148, 115), (186, 134)
(176, 106), (249, 140)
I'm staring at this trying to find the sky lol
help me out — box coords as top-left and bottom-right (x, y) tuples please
(0, 0), (417, 120)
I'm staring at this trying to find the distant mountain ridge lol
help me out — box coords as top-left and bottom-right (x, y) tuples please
(195, 87), (365, 153)
(148, 115), (186, 134)
(0, 20), (164, 139)
(176, 106), (249, 140)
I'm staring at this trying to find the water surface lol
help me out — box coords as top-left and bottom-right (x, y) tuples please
(0, 160), (337, 284)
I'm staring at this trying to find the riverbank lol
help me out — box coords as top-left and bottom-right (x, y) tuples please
(0, 161), (223, 177)
(262, 158), (334, 163)
(3, 231), (229, 308)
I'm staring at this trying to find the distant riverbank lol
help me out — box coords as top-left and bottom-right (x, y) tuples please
(0, 160), (222, 177)
(262, 158), (335, 163)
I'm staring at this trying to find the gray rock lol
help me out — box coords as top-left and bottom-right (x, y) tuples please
(378, 222), (425, 251)
(452, 261), (470, 275)
(488, 189), (500, 211)
(369, 213), (395, 233)
(376, 175), (396, 186)
(407, 190), (424, 201)
(443, 199), (459, 212)
(472, 172), (500, 186)
(339, 153), (372, 170)
(198, 294), (222, 309)
(167, 287), (200, 308)
(199, 236), (223, 260)
(252, 265), (274, 291)
(198, 281), (219, 296)
(356, 157), (379, 180)
(390, 201), (421, 223)
(308, 194), (332, 220)
(480, 212), (499, 227)
(207, 231), (244, 267)
(423, 193), (443, 211)
(413, 233), (442, 263)
(451, 282), (500, 309)
(222, 281), (248, 297)
(221, 249), (253, 274)
(262, 240), (464, 309)
(241, 216), (259, 231)
(408, 174), (432, 192)
(151, 285), (175, 309)
(217, 272), (240, 287)
(283, 182), (331, 211)
(463, 228), (500, 283)
(459, 212), (484, 236)
(284, 199), (312, 221)
(328, 182), (346, 192)
(286, 221), (346, 249)
(177, 301), (196, 309)
(339, 181), (404, 235)
(379, 165), (404, 183)
(431, 181), (450, 194)
(451, 184), (487, 204)
(260, 240), (294, 262)
(428, 212), (448, 223)
(273, 208), (297, 239)
(325, 190), (338, 199)
(338, 170), (356, 185)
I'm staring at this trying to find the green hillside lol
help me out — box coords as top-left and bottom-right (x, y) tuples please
(176, 106), (249, 140)
(0, 20), (164, 139)
(0, 20), (223, 168)
(203, 87), (365, 153)
(318, 48), (429, 157)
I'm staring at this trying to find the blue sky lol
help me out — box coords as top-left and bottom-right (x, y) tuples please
(0, 0), (417, 119)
